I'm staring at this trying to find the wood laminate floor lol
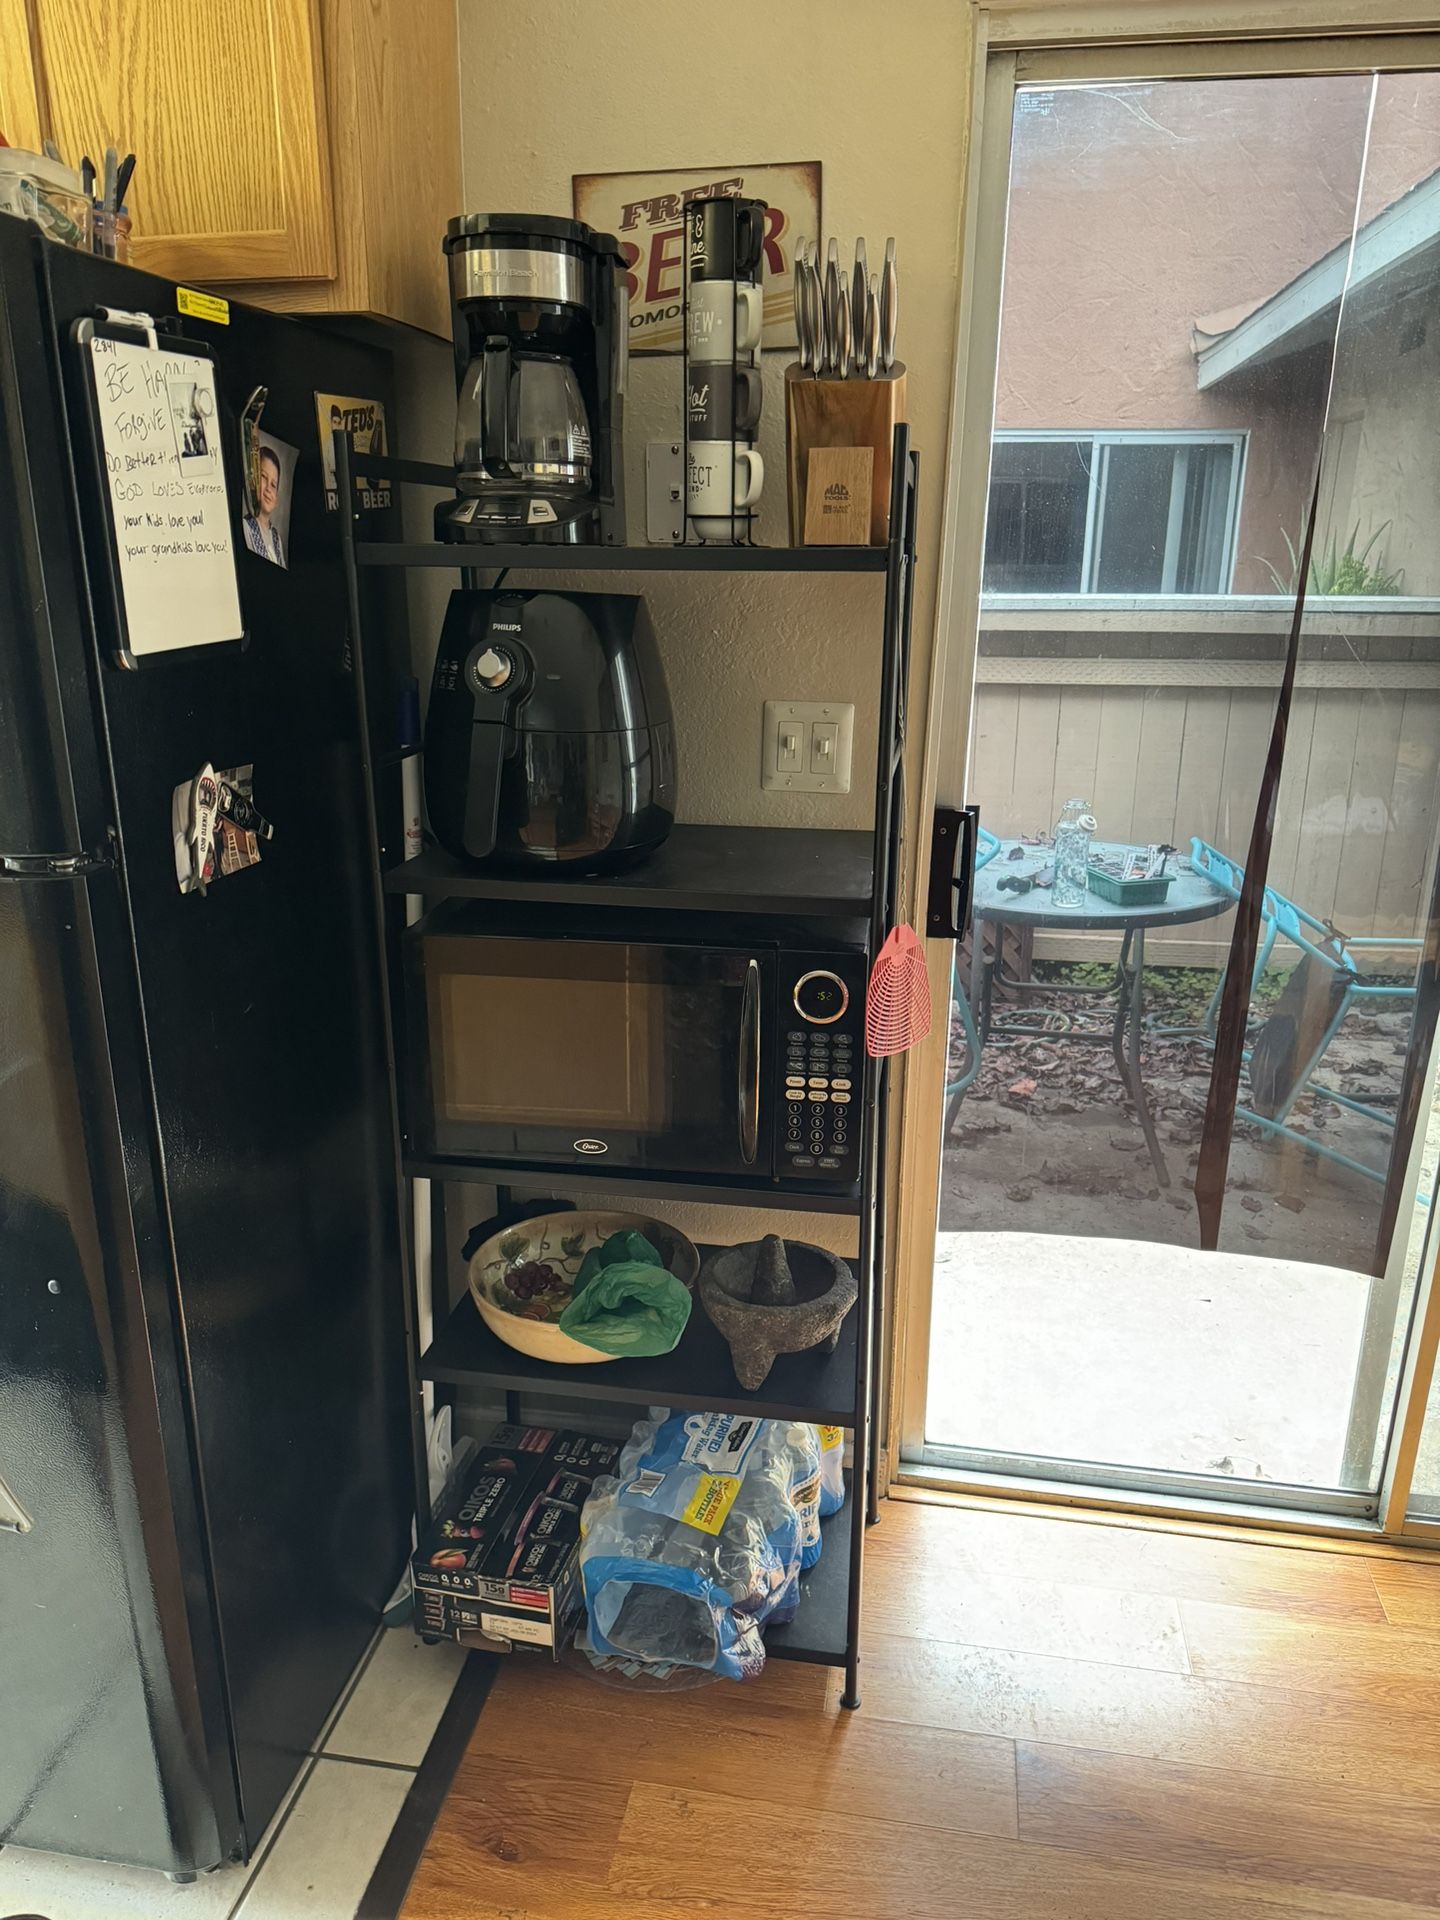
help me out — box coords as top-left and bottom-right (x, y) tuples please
(401, 1498), (1440, 1919)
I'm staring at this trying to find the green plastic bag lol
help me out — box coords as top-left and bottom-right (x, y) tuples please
(558, 1230), (692, 1357)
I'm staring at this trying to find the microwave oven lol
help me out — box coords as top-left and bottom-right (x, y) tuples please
(404, 903), (868, 1193)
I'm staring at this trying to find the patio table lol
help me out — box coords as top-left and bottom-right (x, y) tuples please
(970, 841), (1232, 1187)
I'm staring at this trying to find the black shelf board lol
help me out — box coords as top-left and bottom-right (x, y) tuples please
(767, 1487), (853, 1668)
(384, 825), (874, 917)
(354, 541), (888, 574)
(418, 1269), (860, 1427)
(402, 1156), (863, 1216)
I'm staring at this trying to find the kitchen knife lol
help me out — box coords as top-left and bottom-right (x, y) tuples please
(824, 239), (840, 373)
(802, 248), (822, 374)
(851, 238), (867, 373)
(836, 268), (852, 380)
(794, 241), (810, 371)
(810, 253), (826, 374)
(881, 237), (898, 373)
(866, 273), (881, 381)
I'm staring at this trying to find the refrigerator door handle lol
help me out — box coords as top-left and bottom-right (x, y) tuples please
(0, 1469), (34, 1535)
(0, 849), (114, 878)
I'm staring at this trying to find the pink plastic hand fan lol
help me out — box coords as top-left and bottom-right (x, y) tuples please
(864, 924), (932, 1057)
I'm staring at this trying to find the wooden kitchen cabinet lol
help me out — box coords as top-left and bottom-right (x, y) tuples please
(216, 0), (460, 338)
(4, 0), (458, 337)
(31, 0), (336, 283)
(0, 0), (43, 152)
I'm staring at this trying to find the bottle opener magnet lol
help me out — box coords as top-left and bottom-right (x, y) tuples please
(240, 386), (269, 516)
(189, 763), (219, 893)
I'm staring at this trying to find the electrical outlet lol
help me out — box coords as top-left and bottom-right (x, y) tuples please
(762, 701), (855, 793)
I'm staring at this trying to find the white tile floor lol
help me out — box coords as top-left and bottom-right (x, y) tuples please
(0, 1628), (467, 1920)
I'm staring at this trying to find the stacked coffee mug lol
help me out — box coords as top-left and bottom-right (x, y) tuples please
(685, 195), (766, 542)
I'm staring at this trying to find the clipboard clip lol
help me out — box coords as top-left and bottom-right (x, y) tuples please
(240, 386), (269, 516)
(95, 305), (158, 349)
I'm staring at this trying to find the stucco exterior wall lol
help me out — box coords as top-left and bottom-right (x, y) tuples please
(994, 73), (1440, 591)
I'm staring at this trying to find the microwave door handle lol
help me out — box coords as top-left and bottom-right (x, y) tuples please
(738, 958), (761, 1166)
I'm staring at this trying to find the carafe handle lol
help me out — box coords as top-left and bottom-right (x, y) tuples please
(480, 335), (515, 479)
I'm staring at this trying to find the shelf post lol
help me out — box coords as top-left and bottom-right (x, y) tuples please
(335, 428), (433, 1538)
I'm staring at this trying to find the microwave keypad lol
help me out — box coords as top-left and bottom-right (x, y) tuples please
(783, 1028), (857, 1173)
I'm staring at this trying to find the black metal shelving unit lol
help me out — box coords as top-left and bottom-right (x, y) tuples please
(336, 427), (918, 1710)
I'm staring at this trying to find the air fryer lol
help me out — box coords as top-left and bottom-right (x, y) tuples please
(424, 589), (677, 873)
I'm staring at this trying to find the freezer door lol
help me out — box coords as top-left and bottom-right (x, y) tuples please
(0, 219), (111, 863)
(0, 869), (239, 1871)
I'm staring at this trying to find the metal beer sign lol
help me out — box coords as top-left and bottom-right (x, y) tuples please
(573, 160), (821, 354)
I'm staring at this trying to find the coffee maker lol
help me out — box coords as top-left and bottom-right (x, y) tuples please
(437, 213), (628, 543)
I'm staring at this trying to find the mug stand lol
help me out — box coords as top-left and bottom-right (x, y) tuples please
(681, 196), (764, 547)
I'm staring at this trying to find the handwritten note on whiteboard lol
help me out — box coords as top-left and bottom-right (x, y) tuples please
(88, 335), (243, 658)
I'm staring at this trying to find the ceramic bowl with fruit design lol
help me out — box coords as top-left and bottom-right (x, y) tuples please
(465, 1211), (700, 1365)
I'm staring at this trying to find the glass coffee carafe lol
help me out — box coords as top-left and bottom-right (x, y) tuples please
(455, 340), (592, 498)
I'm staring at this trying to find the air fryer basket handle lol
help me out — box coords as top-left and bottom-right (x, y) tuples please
(462, 722), (512, 861)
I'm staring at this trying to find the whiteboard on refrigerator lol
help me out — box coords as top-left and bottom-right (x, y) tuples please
(85, 331), (244, 660)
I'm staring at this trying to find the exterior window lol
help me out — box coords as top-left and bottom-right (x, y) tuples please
(984, 432), (1245, 594)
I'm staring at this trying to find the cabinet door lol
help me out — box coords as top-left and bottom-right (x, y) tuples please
(0, 0), (43, 152)
(34, 0), (335, 283)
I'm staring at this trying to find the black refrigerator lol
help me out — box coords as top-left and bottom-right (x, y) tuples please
(0, 218), (415, 1875)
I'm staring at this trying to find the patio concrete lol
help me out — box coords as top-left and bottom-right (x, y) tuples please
(925, 1230), (1373, 1489)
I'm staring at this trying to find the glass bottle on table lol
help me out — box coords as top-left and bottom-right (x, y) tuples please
(1053, 798), (1096, 907)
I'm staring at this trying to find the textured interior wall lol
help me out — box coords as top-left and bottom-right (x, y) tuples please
(442, 0), (970, 1251)
(452, 0), (969, 830)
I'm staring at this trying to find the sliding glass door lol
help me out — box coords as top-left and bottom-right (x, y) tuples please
(899, 29), (1440, 1532)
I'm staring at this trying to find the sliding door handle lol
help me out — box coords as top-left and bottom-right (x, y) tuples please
(926, 804), (980, 940)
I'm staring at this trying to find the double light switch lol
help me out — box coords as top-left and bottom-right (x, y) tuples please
(762, 701), (855, 794)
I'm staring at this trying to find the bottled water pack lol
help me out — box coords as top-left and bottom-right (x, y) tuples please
(579, 1411), (830, 1681)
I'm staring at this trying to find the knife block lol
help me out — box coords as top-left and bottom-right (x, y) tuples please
(785, 363), (908, 545)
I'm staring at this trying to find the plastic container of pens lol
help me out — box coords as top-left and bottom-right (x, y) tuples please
(92, 208), (132, 262)
(0, 150), (91, 250)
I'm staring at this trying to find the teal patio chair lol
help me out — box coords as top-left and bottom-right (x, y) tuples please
(944, 825), (1002, 1135)
(1187, 836), (1421, 1183)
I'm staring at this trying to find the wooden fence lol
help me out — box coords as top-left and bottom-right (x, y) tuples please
(971, 596), (1440, 968)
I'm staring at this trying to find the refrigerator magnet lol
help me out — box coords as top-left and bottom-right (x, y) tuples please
(239, 386), (268, 515)
(315, 393), (390, 511)
(172, 764), (219, 895)
(171, 763), (272, 894)
(241, 431), (298, 569)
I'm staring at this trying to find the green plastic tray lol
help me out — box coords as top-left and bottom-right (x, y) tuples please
(1086, 866), (1173, 906)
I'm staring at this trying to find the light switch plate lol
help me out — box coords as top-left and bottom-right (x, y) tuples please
(645, 440), (684, 545)
(762, 700), (855, 793)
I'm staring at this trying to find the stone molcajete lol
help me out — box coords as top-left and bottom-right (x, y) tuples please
(698, 1235), (859, 1390)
